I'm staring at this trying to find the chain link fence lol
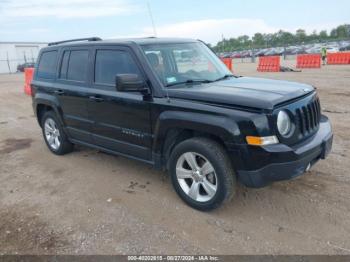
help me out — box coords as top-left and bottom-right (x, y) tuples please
(0, 53), (37, 74)
(0, 43), (46, 74)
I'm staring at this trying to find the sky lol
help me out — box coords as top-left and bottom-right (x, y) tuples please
(0, 0), (349, 45)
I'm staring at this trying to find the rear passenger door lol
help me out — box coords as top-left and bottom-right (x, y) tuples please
(87, 46), (153, 161)
(55, 47), (93, 143)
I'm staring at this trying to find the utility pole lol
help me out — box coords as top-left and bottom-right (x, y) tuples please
(222, 34), (225, 52)
(147, 1), (157, 37)
(6, 52), (11, 74)
(31, 49), (34, 62)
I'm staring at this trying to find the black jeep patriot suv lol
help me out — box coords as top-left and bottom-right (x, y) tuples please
(32, 37), (333, 210)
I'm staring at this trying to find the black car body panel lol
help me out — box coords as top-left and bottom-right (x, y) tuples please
(168, 77), (314, 110)
(236, 116), (332, 187)
(32, 37), (333, 188)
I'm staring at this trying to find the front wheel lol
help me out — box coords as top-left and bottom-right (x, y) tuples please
(168, 137), (236, 211)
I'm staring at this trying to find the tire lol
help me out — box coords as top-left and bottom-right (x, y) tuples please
(41, 111), (73, 155)
(168, 137), (236, 211)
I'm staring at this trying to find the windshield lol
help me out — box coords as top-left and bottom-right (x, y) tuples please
(141, 42), (233, 87)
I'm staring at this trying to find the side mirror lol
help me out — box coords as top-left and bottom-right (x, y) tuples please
(115, 74), (147, 93)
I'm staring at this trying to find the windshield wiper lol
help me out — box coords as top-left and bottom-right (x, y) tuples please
(166, 79), (212, 87)
(213, 74), (235, 82)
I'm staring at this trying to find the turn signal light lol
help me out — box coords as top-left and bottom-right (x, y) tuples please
(246, 136), (279, 146)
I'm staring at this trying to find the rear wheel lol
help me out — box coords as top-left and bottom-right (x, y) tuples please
(41, 111), (73, 155)
(168, 137), (235, 211)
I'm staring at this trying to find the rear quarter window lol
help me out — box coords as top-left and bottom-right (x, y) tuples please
(37, 51), (58, 79)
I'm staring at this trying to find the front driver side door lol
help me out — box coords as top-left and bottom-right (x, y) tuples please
(87, 46), (153, 161)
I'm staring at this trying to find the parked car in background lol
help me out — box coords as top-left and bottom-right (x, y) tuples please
(339, 41), (350, 51)
(230, 51), (241, 58)
(220, 53), (231, 58)
(340, 45), (350, 51)
(264, 47), (284, 56)
(220, 39), (349, 59)
(17, 62), (35, 72)
(305, 47), (321, 54)
(240, 50), (251, 58)
(254, 49), (268, 56)
(326, 46), (340, 53)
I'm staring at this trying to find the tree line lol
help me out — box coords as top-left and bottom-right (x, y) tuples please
(212, 24), (350, 52)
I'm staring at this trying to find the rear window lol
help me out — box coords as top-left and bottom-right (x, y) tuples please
(37, 51), (58, 79)
(95, 50), (141, 85)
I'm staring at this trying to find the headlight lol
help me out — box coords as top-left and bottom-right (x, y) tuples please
(277, 110), (291, 136)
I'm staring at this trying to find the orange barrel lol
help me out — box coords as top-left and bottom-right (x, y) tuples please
(24, 67), (34, 96)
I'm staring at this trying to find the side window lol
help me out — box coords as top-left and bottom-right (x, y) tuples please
(37, 51), (58, 79)
(95, 50), (141, 85)
(58, 50), (89, 82)
(59, 50), (89, 82)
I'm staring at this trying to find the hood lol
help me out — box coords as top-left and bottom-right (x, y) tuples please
(167, 77), (314, 110)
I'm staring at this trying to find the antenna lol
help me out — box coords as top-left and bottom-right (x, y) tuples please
(147, 1), (157, 37)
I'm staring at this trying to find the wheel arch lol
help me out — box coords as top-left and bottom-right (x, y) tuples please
(34, 94), (64, 127)
(152, 111), (241, 168)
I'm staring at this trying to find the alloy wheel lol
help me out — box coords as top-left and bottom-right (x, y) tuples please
(176, 152), (218, 202)
(44, 118), (61, 150)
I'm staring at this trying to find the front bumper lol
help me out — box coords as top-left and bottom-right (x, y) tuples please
(235, 115), (333, 188)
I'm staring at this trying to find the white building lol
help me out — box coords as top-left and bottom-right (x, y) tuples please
(0, 42), (47, 74)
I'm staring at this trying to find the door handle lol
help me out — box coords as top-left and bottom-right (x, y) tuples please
(89, 96), (104, 102)
(54, 90), (65, 95)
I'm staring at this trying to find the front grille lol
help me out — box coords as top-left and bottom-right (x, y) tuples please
(295, 97), (321, 136)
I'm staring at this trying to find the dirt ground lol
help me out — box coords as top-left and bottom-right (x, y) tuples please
(0, 62), (350, 255)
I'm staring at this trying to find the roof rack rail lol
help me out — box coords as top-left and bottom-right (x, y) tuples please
(48, 37), (102, 46)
